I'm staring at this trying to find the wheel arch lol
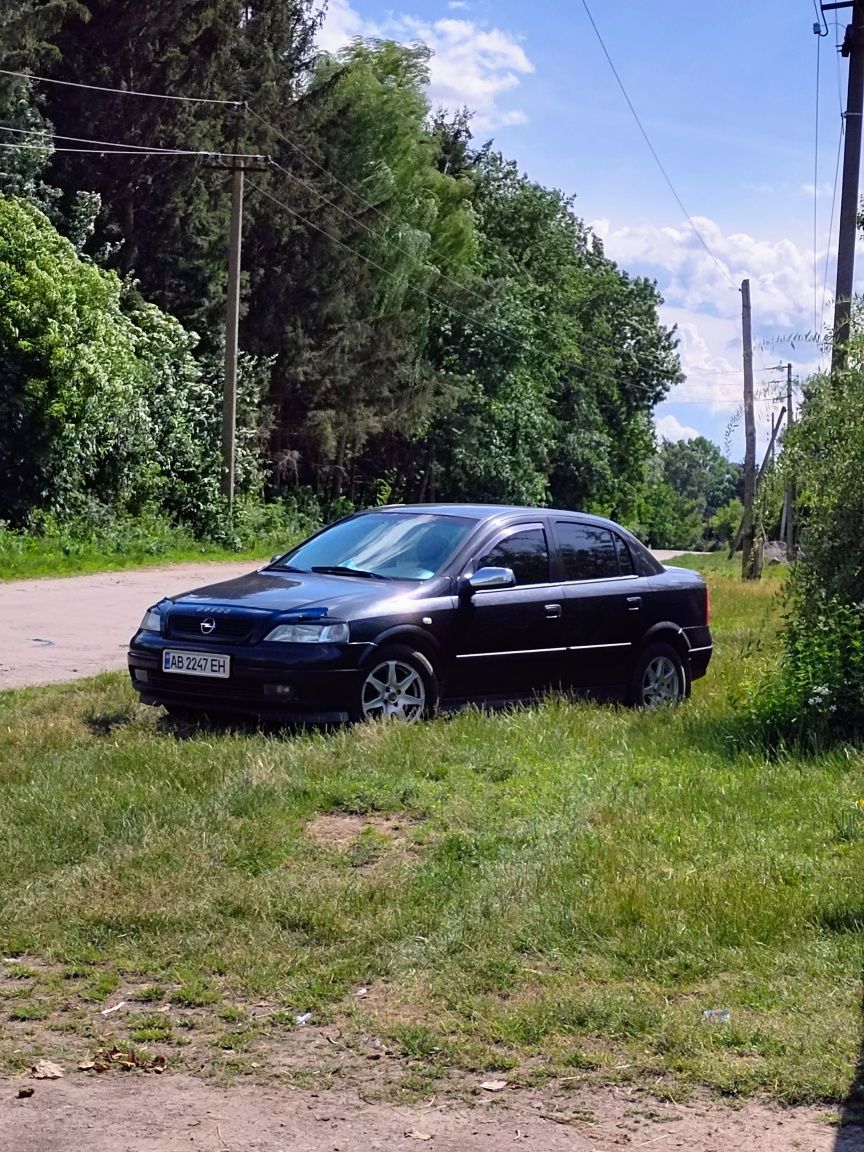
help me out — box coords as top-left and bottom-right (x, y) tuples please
(362, 626), (443, 672)
(636, 622), (690, 661)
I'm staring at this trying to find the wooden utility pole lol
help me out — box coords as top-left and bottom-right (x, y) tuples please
(827, 0), (864, 370)
(783, 364), (796, 560)
(222, 160), (244, 508)
(740, 279), (758, 579)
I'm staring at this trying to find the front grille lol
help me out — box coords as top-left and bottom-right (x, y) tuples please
(166, 613), (257, 644)
(144, 671), (265, 701)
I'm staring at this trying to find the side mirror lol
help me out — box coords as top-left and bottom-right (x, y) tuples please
(466, 566), (516, 593)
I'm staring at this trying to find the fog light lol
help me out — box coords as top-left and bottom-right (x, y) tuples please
(134, 670), (149, 683)
(263, 684), (296, 699)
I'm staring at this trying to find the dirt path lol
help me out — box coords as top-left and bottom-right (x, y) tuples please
(0, 561), (258, 691)
(0, 553), (700, 693)
(0, 1072), (856, 1152)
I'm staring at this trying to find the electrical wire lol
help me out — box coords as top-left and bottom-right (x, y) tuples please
(813, 0), (829, 37)
(821, 113), (845, 335)
(0, 65), (242, 106)
(250, 181), (526, 348)
(266, 159), (497, 316)
(249, 107), (391, 226)
(0, 121), (264, 158)
(579, 0), (737, 290)
(0, 140), (251, 157)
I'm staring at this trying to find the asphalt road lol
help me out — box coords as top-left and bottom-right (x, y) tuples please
(0, 551), (696, 691)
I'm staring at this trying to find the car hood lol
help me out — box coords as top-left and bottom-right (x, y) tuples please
(164, 568), (441, 617)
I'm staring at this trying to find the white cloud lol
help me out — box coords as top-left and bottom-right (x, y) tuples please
(656, 414), (700, 442)
(591, 214), (837, 417)
(592, 215), (822, 329)
(317, 2), (533, 130)
(317, 0), (366, 53)
(801, 181), (834, 199)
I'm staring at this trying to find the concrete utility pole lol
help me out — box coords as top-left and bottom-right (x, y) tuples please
(825, 0), (864, 370)
(740, 279), (758, 579)
(222, 160), (244, 509)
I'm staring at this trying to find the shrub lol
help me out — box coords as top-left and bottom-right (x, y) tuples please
(761, 326), (864, 743)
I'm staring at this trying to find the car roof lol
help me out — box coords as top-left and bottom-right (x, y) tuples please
(374, 503), (627, 531)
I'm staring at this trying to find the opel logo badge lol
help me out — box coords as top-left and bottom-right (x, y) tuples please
(200, 618), (216, 635)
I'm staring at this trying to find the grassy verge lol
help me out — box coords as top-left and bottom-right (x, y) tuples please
(0, 512), (309, 581)
(1, 569), (861, 1104)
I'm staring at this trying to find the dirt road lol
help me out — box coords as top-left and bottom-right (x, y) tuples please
(0, 552), (702, 692)
(0, 1072), (855, 1152)
(0, 561), (258, 691)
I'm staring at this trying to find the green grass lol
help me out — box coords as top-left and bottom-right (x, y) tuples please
(0, 568), (862, 1103)
(0, 534), (272, 581)
(0, 507), (312, 580)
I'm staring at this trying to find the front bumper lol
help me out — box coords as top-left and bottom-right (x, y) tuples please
(127, 632), (374, 722)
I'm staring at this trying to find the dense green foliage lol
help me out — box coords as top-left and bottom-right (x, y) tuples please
(636, 436), (743, 549)
(756, 340), (864, 741)
(0, 8), (685, 535)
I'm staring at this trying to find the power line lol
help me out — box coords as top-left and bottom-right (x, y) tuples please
(0, 141), (242, 156)
(266, 158), (496, 316)
(250, 181), (526, 349)
(579, 0), (737, 291)
(0, 66), (241, 107)
(249, 107), (391, 226)
(821, 113), (845, 336)
(813, 0), (830, 36)
(0, 121), (263, 158)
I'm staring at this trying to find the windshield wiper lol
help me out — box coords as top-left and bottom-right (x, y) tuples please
(310, 565), (388, 580)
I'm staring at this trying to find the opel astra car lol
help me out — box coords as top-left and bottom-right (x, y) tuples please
(128, 504), (712, 722)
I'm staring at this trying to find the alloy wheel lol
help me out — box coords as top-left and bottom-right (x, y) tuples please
(360, 658), (427, 721)
(641, 654), (681, 707)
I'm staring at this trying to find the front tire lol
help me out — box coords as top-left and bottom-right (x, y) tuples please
(629, 642), (689, 708)
(354, 645), (439, 723)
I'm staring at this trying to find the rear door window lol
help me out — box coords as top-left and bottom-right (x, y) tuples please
(557, 522), (621, 581)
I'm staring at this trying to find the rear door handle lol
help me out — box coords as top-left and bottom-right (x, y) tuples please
(626, 596), (642, 612)
(545, 603), (562, 619)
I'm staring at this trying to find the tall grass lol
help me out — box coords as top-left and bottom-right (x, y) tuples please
(0, 502), (313, 580)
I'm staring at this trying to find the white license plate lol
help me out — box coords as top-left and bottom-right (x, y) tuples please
(162, 650), (230, 678)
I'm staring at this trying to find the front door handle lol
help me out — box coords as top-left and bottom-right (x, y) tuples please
(545, 603), (562, 619)
(626, 596), (642, 612)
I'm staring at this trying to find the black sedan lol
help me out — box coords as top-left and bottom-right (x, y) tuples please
(128, 504), (712, 723)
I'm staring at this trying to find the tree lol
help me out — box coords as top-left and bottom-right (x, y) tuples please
(409, 132), (681, 513)
(0, 195), (224, 526)
(658, 436), (742, 518)
(249, 41), (476, 504)
(4, 1), (323, 334)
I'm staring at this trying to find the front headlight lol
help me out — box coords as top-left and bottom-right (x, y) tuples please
(264, 621), (350, 644)
(139, 607), (162, 633)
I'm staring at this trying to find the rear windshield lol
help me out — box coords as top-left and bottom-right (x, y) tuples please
(270, 512), (476, 581)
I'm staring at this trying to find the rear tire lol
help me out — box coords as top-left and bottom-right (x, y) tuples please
(629, 642), (689, 708)
(353, 645), (439, 723)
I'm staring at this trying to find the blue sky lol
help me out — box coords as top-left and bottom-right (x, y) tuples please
(320, 0), (857, 458)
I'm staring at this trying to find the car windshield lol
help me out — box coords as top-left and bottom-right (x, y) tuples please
(270, 512), (476, 581)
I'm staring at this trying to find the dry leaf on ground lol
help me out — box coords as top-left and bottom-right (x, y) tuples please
(30, 1061), (64, 1080)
